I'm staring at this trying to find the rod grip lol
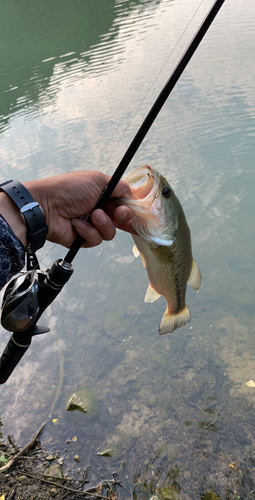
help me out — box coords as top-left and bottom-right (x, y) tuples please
(0, 334), (31, 384)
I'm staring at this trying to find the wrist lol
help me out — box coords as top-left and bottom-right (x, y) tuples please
(0, 180), (48, 252)
(0, 192), (27, 247)
(23, 179), (50, 226)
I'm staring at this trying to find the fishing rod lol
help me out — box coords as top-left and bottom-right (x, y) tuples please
(0, 0), (226, 384)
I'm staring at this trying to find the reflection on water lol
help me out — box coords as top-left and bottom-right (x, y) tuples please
(1, 0), (255, 498)
(0, 0), (159, 132)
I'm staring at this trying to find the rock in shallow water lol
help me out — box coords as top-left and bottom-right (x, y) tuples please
(66, 387), (99, 418)
(43, 463), (63, 480)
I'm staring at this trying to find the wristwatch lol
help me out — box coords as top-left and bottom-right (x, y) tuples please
(0, 179), (48, 253)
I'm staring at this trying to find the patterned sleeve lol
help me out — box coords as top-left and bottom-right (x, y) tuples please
(0, 215), (25, 290)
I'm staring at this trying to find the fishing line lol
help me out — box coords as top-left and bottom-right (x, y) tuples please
(36, 228), (69, 269)
(101, 0), (206, 174)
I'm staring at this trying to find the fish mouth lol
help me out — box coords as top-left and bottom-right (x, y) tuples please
(122, 165), (159, 218)
(119, 165), (176, 247)
(124, 165), (158, 201)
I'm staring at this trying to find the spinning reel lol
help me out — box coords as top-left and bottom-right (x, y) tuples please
(1, 269), (47, 333)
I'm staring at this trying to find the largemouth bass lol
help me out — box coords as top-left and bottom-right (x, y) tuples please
(120, 165), (202, 335)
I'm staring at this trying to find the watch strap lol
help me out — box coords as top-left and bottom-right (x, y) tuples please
(0, 180), (48, 253)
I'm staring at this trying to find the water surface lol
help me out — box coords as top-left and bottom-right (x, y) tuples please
(1, 0), (255, 498)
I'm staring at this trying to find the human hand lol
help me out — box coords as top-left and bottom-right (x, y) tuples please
(24, 170), (135, 248)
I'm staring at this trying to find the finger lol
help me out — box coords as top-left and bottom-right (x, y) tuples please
(90, 209), (116, 241)
(104, 203), (136, 237)
(105, 200), (132, 221)
(104, 202), (136, 233)
(72, 218), (104, 248)
(72, 209), (117, 245)
(109, 204), (133, 223)
(114, 204), (133, 221)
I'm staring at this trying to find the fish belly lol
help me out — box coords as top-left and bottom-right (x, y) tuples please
(132, 234), (192, 334)
(132, 235), (188, 312)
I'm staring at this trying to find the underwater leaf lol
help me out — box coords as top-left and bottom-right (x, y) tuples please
(96, 443), (122, 460)
(97, 449), (113, 457)
(96, 482), (102, 493)
(66, 393), (87, 413)
(66, 436), (78, 444)
(66, 388), (98, 418)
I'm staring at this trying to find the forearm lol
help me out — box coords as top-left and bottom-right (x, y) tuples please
(0, 192), (27, 247)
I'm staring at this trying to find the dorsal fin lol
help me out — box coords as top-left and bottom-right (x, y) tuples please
(144, 284), (161, 303)
(188, 259), (202, 292)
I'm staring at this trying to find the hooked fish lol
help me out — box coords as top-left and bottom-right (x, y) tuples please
(119, 165), (202, 335)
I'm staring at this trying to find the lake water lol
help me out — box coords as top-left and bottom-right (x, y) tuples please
(1, 0), (255, 497)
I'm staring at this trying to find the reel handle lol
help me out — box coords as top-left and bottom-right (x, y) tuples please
(0, 333), (31, 384)
(0, 326), (50, 384)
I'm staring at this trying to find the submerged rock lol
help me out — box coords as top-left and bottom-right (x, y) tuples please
(156, 486), (181, 500)
(44, 463), (63, 480)
(50, 488), (58, 497)
(104, 312), (125, 338)
(17, 475), (30, 485)
(146, 396), (158, 407)
(201, 491), (221, 500)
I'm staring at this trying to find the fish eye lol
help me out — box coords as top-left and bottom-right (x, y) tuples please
(162, 186), (171, 198)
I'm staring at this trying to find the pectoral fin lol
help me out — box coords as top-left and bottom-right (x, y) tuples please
(159, 304), (191, 335)
(144, 284), (161, 303)
(188, 259), (202, 292)
(133, 245), (147, 268)
(132, 245), (140, 258)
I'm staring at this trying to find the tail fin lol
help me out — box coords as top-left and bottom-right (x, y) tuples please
(159, 304), (191, 335)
